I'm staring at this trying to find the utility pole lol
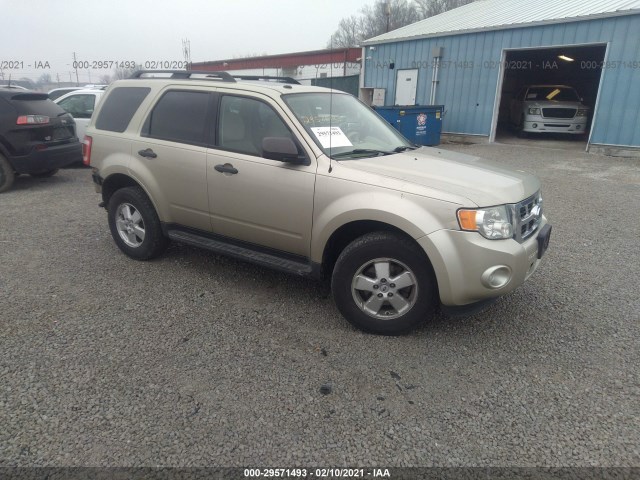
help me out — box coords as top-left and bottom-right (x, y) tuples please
(385, 1), (391, 32)
(182, 38), (191, 69)
(72, 52), (79, 86)
(56, 73), (60, 86)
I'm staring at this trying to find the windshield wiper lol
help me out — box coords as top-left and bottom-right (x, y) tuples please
(331, 149), (393, 159)
(393, 145), (417, 152)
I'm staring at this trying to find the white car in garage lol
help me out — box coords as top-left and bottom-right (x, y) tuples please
(510, 85), (589, 135)
(54, 88), (106, 140)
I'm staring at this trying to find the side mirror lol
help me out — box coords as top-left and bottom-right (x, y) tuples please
(262, 137), (308, 165)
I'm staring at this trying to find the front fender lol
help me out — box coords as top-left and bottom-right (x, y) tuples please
(310, 175), (459, 263)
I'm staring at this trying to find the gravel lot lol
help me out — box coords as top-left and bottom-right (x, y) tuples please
(0, 142), (638, 468)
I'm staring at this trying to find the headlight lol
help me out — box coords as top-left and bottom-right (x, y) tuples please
(457, 205), (514, 240)
(576, 109), (589, 116)
(528, 108), (541, 115)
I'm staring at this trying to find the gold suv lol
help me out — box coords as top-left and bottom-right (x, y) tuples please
(85, 70), (551, 335)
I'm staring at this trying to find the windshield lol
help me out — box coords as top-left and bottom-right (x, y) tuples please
(283, 92), (414, 159)
(525, 87), (580, 102)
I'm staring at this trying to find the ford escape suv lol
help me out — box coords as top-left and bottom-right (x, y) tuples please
(85, 70), (551, 335)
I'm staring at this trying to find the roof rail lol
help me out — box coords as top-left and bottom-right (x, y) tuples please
(130, 70), (236, 82)
(232, 75), (301, 85)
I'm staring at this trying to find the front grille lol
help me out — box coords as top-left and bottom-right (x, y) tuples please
(542, 108), (576, 119)
(511, 192), (542, 243)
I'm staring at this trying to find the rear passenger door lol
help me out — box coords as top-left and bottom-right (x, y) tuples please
(131, 88), (215, 232)
(206, 93), (316, 257)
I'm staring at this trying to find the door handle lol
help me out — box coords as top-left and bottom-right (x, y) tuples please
(138, 148), (157, 158)
(214, 164), (238, 174)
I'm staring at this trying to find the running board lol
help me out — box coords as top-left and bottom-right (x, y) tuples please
(167, 230), (313, 277)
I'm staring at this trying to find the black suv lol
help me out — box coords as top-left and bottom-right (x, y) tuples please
(0, 88), (82, 192)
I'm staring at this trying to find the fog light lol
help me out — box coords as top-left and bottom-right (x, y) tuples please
(532, 123), (538, 128)
(481, 266), (512, 289)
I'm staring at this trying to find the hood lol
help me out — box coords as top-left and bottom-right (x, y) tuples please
(338, 147), (540, 207)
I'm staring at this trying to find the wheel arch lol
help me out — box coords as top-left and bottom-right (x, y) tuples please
(0, 143), (15, 168)
(320, 220), (437, 288)
(101, 173), (145, 207)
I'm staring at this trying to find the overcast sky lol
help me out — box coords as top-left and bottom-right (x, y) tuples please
(1, 0), (369, 83)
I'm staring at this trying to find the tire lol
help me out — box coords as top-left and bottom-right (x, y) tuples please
(107, 186), (169, 260)
(0, 154), (15, 193)
(30, 169), (59, 178)
(331, 231), (437, 335)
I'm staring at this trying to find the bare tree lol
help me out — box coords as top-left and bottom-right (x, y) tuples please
(327, 16), (363, 48)
(328, 0), (476, 47)
(360, 0), (418, 39)
(329, 0), (419, 47)
(415, 0), (475, 19)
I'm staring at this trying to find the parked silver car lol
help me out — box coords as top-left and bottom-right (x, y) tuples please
(510, 85), (589, 135)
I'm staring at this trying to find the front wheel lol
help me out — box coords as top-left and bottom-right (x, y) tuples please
(331, 232), (437, 335)
(107, 186), (168, 260)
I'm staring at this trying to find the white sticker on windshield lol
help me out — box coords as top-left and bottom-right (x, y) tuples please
(310, 127), (353, 149)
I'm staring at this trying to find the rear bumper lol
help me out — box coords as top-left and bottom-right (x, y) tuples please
(418, 216), (549, 306)
(9, 141), (83, 174)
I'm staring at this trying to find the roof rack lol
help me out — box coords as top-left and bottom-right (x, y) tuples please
(232, 75), (301, 85)
(129, 71), (301, 86)
(130, 70), (236, 82)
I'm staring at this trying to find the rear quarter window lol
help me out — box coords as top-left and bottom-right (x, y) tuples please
(95, 87), (150, 132)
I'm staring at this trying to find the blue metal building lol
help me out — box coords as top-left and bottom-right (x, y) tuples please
(361, 0), (640, 156)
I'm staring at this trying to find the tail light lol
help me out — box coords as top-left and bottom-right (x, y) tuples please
(82, 135), (93, 166)
(17, 115), (50, 125)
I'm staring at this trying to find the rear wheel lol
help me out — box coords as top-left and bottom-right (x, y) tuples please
(30, 169), (59, 178)
(331, 232), (437, 335)
(107, 186), (168, 260)
(0, 154), (15, 193)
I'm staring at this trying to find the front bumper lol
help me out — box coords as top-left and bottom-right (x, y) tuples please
(418, 216), (549, 306)
(523, 117), (587, 134)
(9, 141), (83, 174)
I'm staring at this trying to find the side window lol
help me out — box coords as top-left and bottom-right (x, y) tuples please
(95, 87), (150, 132)
(57, 94), (96, 119)
(218, 95), (295, 157)
(143, 90), (210, 145)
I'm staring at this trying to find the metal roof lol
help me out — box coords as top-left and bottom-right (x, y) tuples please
(363, 0), (640, 45)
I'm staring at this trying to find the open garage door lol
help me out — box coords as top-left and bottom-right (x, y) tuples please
(492, 44), (606, 150)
